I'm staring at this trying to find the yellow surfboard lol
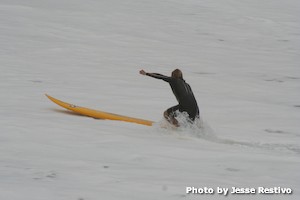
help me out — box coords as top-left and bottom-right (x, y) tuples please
(45, 94), (154, 126)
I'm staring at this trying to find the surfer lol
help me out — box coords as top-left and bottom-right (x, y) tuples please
(140, 69), (199, 127)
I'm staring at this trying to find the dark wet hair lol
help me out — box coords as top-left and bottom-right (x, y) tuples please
(171, 69), (183, 79)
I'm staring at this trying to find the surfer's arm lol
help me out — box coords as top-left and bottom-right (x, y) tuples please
(140, 70), (171, 82)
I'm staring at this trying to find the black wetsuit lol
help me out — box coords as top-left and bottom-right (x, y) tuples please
(146, 73), (199, 121)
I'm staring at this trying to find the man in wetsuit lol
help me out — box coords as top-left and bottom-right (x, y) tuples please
(140, 69), (199, 126)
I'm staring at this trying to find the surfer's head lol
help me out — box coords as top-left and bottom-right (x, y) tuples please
(171, 69), (183, 79)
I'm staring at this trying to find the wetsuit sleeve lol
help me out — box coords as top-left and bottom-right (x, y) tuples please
(145, 73), (171, 82)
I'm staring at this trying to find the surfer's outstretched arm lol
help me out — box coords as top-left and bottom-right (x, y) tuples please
(139, 70), (171, 82)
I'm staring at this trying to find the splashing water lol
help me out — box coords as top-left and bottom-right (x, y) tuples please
(153, 111), (216, 140)
(153, 112), (300, 154)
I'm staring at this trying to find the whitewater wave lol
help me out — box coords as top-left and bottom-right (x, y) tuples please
(154, 113), (300, 155)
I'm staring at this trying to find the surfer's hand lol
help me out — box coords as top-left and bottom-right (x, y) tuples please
(139, 70), (146, 75)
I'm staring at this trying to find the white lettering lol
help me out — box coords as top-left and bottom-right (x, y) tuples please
(231, 187), (256, 194)
(186, 187), (192, 194)
(217, 187), (229, 196)
(258, 187), (293, 194)
(186, 187), (214, 194)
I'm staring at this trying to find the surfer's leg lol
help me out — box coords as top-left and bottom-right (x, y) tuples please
(185, 105), (200, 122)
(164, 105), (180, 127)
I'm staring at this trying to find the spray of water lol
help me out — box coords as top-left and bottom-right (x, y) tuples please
(153, 112), (300, 154)
(154, 111), (216, 140)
